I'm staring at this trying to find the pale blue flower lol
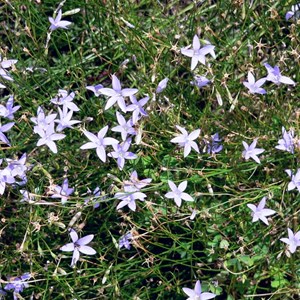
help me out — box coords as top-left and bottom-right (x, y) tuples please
(190, 75), (210, 88)
(181, 35), (215, 70)
(99, 75), (138, 112)
(165, 180), (193, 207)
(0, 122), (14, 145)
(243, 71), (266, 94)
(51, 178), (74, 204)
(264, 63), (295, 85)
(111, 111), (136, 141)
(0, 95), (20, 120)
(80, 126), (118, 162)
(280, 228), (300, 253)
(60, 229), (96, 267)
(35, 121), (66, 153)
(275, 127), (294, 153)
(108, 139), (137, 170)
(115, 185), (146, 211)
(242, 139), (265, 163)
(156, 78), (169, 93)
(49, 9), (72, 31)
(286, 169), (300, 192)
(86, 84), (104, 96)
(4, 273), (30, 300)
(171, 125), (200, 157)
(126, 95), (149, 124)
(119, 232), (133, 249)
(285, 3), (300, 20)
(50, 89), (79, 112)
(183, 280), (216, 300)
(247, 197), (276, 225)
(55, 106), (81, 132)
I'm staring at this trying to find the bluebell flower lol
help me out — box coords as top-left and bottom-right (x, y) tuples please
(4, 273), (31, 300)
(49, 9), (72, 31)
(204, 133), (222, 154)
(119, 232), (133, 249)
(190, 75), (210, 88)
(243, 71), (266, 94)
(183, 280), (216, 300)
(99, 75), (138, 112)
(51, 178), (74, 204)
(0, 95), (20, 120)
(242, 139), (265, 163)
(108, 139), (137, 170)
(80, 125), (118, 162)
(181, 35), (215, 70)
(275, 127), (295, 153)
(171, 125), (200, 157)
(264, 63), (295, 86)
(60, 229), (96, 267)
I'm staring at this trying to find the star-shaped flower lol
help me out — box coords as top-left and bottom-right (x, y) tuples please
(35, 122), (66, 153)
(285, 169), (300, 192)
(275, 127), (295, 153)
(111, 111), (136, 141)
(182, 280), (216, 300)
(51, 178), (74, 204)
(181, 35), (215, 70)
(108, 139), (137, 170)
(247, 197), (276, 225)
(171, 125), (200, 157)
(280, 228), (300, 253)
(99, 75), (138, 112)
(243, 71), (266, 94)
(50, 89), (79, 112)
(55, 106), (81, 132)
(0, 95), (20, 120)
(264, 63), (295, 86)
(119, 232), (133, 250)
(80, 126), (118, 162)
(115, 185), (146, 211)
(165, 180), (193, 207)
(242, 139), (265, 164)
(49, 9), (72, 31)
(60, 229), (96, 267)
(126, 95), (149, 124)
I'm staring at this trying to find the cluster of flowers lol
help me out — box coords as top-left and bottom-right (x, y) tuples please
(243, 63), (295, 95)
(1, 4), (299, 299)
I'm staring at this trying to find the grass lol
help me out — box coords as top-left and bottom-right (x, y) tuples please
(0, 0), (300, 299)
